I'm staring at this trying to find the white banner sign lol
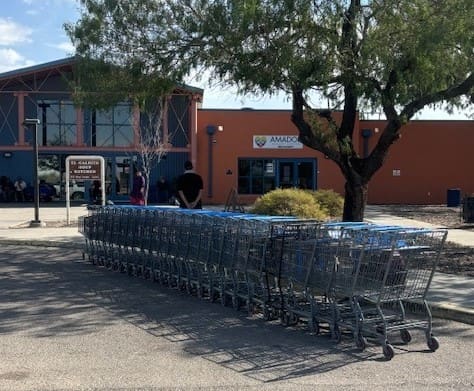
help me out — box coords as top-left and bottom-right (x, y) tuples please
(253, 135), (303, 149)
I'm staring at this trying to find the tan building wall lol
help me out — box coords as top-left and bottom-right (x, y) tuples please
(196, 109), (474, 205)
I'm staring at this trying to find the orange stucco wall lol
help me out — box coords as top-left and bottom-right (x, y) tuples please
(363, 120), (474, 204)
(196, 109), (473, 205)
(196, 109), (347, 204)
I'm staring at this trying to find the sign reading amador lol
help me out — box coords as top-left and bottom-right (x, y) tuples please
(68, 158), (102, 180)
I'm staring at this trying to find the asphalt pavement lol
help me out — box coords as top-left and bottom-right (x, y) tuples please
(1, 245), (473, 390)
(0, 203), (472, 326)
(0, 203), (473, 390)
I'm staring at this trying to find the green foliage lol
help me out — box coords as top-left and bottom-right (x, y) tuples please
(310, 189), (344, 218)
(250, 188), (328, 220)
(68, 57), (175, 110)
(66, 0), (474, 221)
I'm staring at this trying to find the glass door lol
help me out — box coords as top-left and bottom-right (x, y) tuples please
(278, 161), (295, 188)
(115, 156), (131, 197)
(277, 159), (316, 190)
(297, 161), (314, 190)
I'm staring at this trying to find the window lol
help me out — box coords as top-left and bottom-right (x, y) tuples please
(92, 103), (134, 147)
(115, 156), (131, 195)
(37, 154), (85, 200)
(38, 100), (76, 146)
(238, 158), (275, 194)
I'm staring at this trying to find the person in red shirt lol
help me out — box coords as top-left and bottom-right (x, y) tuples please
(130, 170), (146, 205)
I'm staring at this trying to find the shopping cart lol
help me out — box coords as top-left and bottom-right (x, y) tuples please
(327, 225), (447, 359)
(78, 206), (447, 360)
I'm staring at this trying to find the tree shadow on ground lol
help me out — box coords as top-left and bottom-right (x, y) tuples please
(1, 245), (470, 383)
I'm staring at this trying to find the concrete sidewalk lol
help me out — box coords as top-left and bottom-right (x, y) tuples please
(0, 203), (472, 324)
(365, 205), (474, 247)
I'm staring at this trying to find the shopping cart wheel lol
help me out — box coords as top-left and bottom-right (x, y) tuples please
(427, 335), (440, 352)
(186, 282), (192, 295)
(383, 343), (395, 360)
(221, 293), (227, 306)
(281, 312), (292, 327)
(308, 319), (320, 335)
(232, 296), (240, 310)
(263, 307), (272, 321)
(400, 329), (412, 344)
(356, 334), (367, 351)
(286, 312), (298, 326)
(333, 326), (342, 343)
(197, 286), (204, 299)
(247, 302), (255, 316)
(210, 290), (218, 302)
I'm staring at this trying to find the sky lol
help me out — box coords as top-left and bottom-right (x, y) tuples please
(0, 0), (471, 120)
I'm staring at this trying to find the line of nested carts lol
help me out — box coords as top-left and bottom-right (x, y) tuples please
(79, 206), (447, 360)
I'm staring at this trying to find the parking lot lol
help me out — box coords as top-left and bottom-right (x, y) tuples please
(1, 244), (473, 390)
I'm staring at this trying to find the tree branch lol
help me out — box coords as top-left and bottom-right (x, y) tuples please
(291, 86), (340, 162)
(401, 73), (474, 120)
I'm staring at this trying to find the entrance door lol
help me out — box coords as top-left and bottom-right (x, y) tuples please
(278, 161), (295, 188)
(297, 161), (314, 190)
(277, 159), (316, 190)
(115, 156), (132, 197)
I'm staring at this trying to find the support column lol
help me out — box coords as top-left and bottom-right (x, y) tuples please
(76, 107), (84, 145)
(163, 97), (169, 146)
(190, 96), (198, 168)
(14, 92), (27, 145)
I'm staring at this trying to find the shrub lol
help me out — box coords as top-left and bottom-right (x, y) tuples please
(310, 189), (344, 218)
(250, 188), (328, 220)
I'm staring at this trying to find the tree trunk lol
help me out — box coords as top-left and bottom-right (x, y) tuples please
(342, 180), (368, 221)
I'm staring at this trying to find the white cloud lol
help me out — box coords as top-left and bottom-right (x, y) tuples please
(25, 9), (39, 16)
(46, 41), (75, 55)
(0, 48), (35, 73)
(0, 18), (32, 46)
(23, 0), (76, 7)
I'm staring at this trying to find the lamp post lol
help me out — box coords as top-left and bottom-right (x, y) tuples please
(206, 125), (217, 198)
(23, 118), (45, 227)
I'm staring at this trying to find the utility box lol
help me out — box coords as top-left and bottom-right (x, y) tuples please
(462, 197), (474, 223)
(447, 188), (461, 207)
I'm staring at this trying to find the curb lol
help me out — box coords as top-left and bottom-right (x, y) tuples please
(430, 302), (474, 325)
(0, 239), (84, 250)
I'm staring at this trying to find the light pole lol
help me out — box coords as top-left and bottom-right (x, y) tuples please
(206, 125), (216, 198)
(23, 118), (45, 227)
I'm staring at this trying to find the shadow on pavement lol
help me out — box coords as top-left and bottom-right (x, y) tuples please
(1, 245), (471, 383)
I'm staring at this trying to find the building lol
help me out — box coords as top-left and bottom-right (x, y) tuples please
(197, 110), (474, 205)
(0, 58), (472, 205)
(0, 58), (202, 203)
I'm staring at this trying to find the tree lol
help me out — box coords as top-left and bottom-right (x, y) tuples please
(66, 58), (175, 205)
(137, 96), (170, 205)
(67, 0), (474, 220)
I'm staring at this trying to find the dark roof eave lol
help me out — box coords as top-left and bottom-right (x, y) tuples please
(0, 57), (77, 82)
(0, 56), (204, 97)
(173, 83), (204, 97)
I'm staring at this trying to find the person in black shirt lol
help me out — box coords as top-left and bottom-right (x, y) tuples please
(176, 160), (203, 209)
(91, 180), (102, 205)
(156, 176), (169, 204)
